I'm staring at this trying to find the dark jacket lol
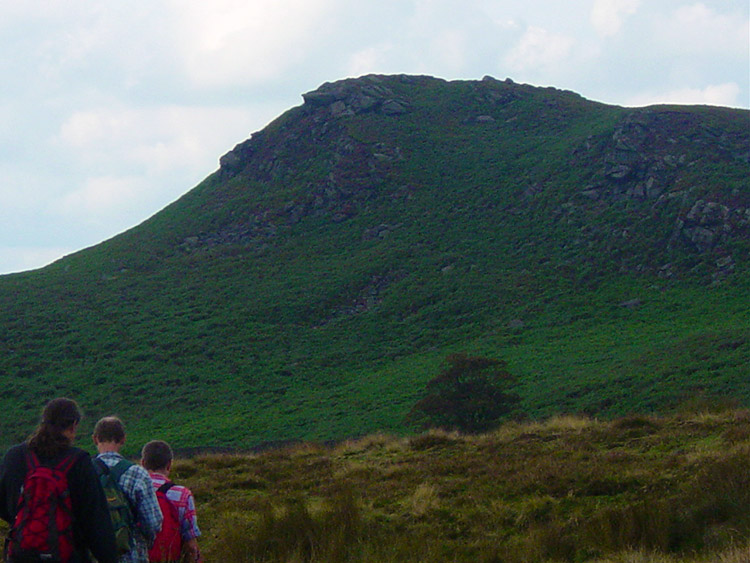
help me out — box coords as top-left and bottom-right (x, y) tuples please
(0, 443), (118, 563)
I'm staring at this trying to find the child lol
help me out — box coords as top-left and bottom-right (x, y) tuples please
(141, 440), (203, 563)
(93, 417), (162, 563)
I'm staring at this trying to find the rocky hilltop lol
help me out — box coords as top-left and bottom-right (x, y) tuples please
(212, 75), (748, 282)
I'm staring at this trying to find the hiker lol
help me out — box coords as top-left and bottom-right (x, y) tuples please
(141, 440), (203, 563)
(0, 397), (118, 562)
(93, 417), (163, 563)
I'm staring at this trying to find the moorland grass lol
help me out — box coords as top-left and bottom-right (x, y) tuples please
(168, 406), (750, 562)
(0, 408), (746, 561)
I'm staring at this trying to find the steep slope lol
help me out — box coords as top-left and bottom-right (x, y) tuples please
(0, 75), (748, 450)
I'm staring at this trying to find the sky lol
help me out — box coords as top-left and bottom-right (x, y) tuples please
(1, 0), (748, 275)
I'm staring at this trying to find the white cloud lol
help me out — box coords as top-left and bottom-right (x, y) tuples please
(431, 29), (468, 72)
(49, 101), (290, 232)
(56, 175), (150, 220)
(624, 82), (742, 108)
(491, 18), (520, 31)
(590, 0), (641, 37)
(347, 45), (394, 77)
(504, 26), (575, 71)
(59, 109), (132, 150)
(57, 103), (283, 175)
(662, 2), (749, 54)
(0, 179), (37, 211)
(167, 0), (338, 87)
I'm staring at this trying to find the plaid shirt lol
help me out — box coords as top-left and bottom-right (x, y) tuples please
(148, 472), (202, 541)
(96, 452), (163, 563)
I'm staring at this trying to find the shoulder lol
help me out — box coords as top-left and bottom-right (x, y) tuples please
(67, 446), (91, 462)
(60, 448), (99, 490)
(124, 462), (150, 480)
(2, 443), (27, 462)
(170, 483), (194, 496)
(0, 443), (28, 477)
(65, 448), (94, 474)
(165, 482), (195, 504)
(37, 446), (89, 468)
(122, 463), (156, 492)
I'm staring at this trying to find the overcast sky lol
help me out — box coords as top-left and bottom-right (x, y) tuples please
(1, 0), (748, 275)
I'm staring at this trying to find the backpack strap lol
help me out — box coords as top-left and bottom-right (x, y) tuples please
(108, 459), (134, 483)
(93, 457), (137, 516)
(93, 456), (109, 475)
(24, 449), (40, 472)
(93, 457), (132, 480)
(157, 481), (175, 495)
(54, 450), (82, 474)
(26, 448), (82, 473)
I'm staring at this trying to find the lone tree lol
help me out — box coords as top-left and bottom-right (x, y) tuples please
(406, 353), (520, 433)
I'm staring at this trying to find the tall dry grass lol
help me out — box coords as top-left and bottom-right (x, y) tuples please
(173, 408), (750, 562)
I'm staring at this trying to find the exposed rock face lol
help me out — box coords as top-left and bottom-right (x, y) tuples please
(567, 106), (749, 269)
(674, 200), (734, 252)
(219, 131), (265, 175)
(573, 110), (748, 205)
(301, 76), (412, 117)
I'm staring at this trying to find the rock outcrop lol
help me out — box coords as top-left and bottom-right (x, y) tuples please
(302, 75), (412, 117)
(210, 74), (748, 281)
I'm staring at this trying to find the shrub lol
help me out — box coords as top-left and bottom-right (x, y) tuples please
(405, 353), (521, 433)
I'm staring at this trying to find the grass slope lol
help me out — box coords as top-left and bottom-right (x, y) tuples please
(0, 75), (747, 451)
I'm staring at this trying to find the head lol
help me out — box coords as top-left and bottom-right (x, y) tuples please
(92, 416), (126, 451)
(28, 398), (83, 458)
(42, 397), (82, 431)
(141, 440), (173, 473)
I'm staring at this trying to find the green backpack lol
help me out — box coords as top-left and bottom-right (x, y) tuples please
(93, 458), (136, 555)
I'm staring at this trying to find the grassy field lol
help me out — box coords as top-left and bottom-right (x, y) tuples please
(170, 403), (750, 562)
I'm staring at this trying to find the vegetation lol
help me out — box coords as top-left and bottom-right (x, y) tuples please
(127, 406), (750, 561)
(406, 353), (520, 432)
(0, 75), (747, 452)
(1, 406), (748, 561)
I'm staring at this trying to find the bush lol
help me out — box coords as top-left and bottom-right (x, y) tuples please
(406, 353), (521, 433)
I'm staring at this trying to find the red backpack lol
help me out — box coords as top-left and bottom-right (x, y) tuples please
(8, 449), (80, 562)
(148, 481), (182, 562)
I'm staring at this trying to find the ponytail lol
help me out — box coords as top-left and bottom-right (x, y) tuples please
(27, 398), (82, 458)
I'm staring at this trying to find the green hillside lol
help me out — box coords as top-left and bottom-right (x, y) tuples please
(0, 75), (748, 452)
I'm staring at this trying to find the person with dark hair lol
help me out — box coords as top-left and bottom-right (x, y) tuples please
(0, 397), (118, 562)
(141, 440), (203, 563)
(93, 417), (162, 563)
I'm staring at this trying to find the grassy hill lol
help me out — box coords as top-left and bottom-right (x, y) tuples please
(0, 75), (748, 451)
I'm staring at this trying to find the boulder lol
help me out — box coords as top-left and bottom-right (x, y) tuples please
(381, 99), (410, 115)
(685, 200), (729, 226)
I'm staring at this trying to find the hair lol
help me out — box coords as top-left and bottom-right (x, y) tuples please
(141, 440), (173, 471)
(27, 398), (82, 458)
(92, 416), (126, 444)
